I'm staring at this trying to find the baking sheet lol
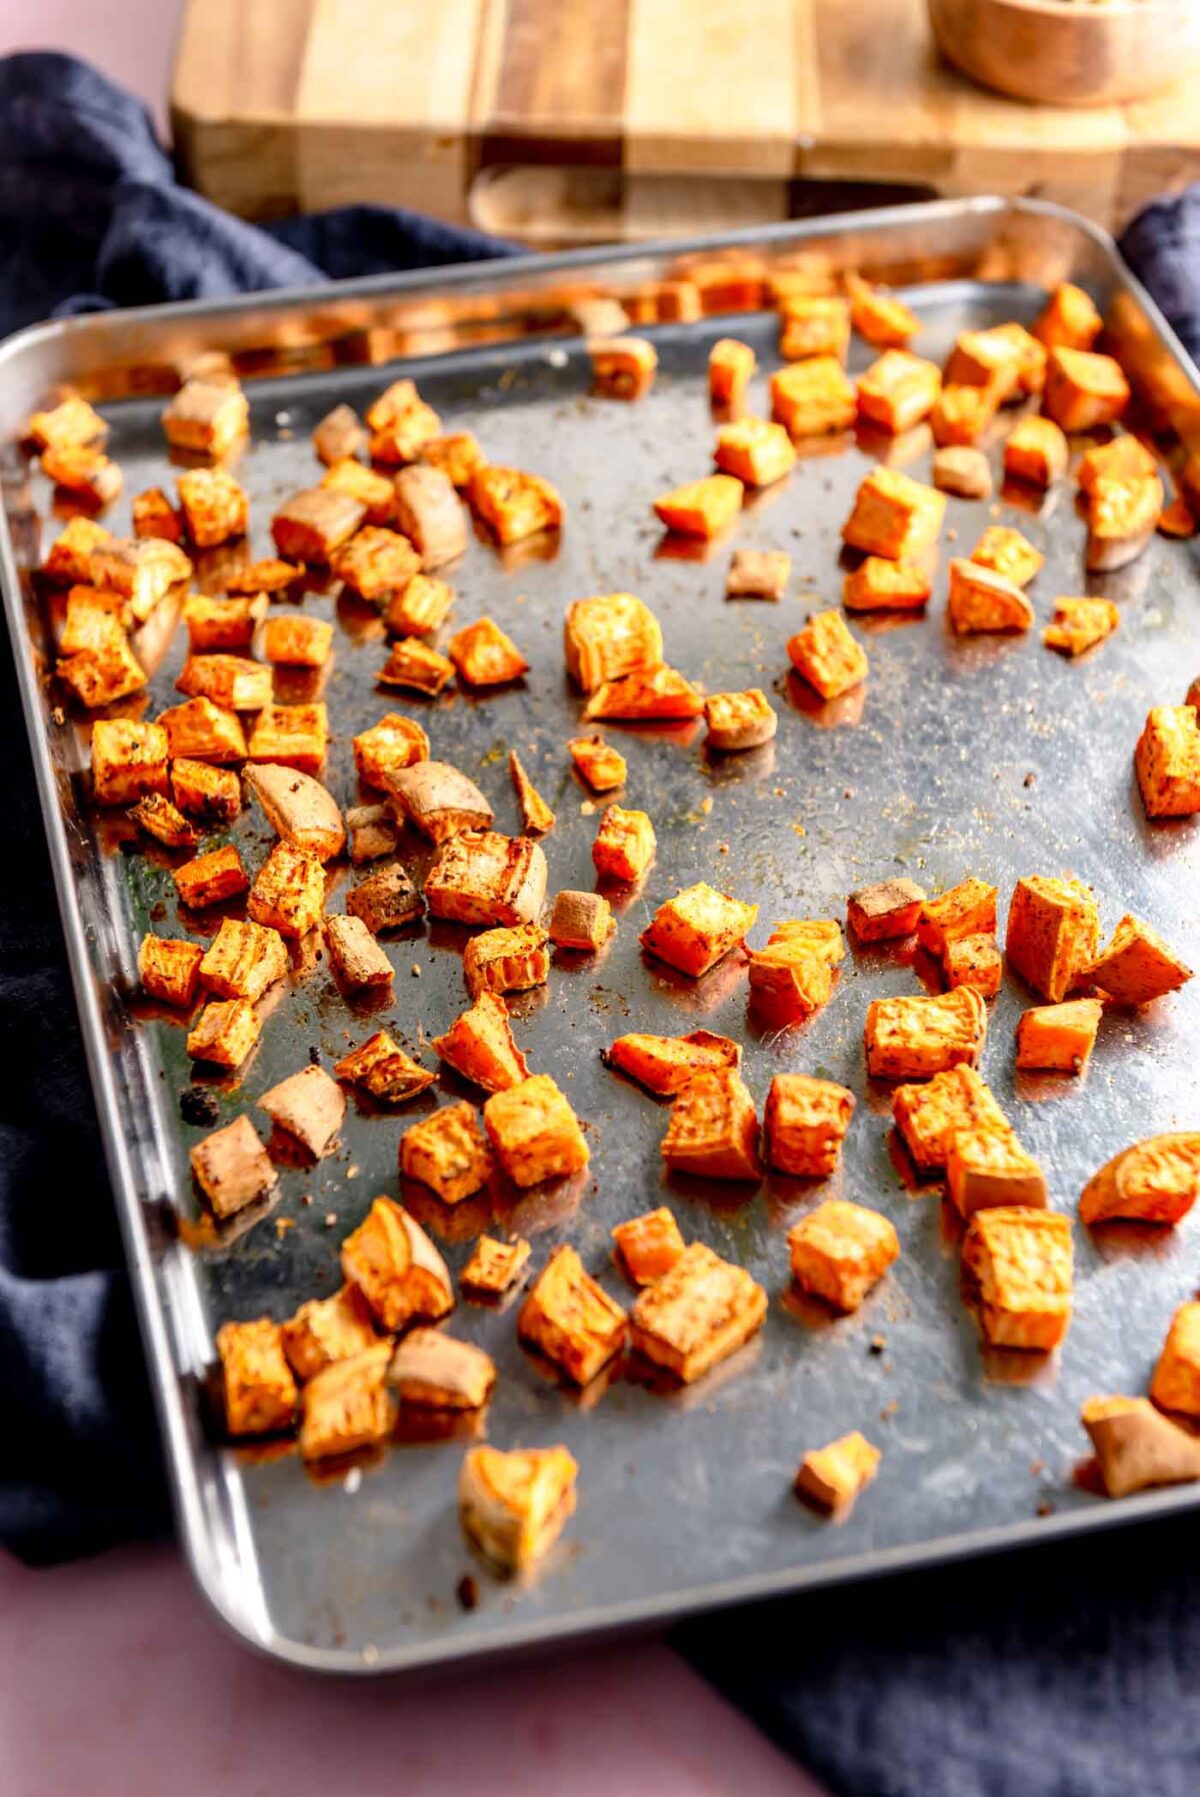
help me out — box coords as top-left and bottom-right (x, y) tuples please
(1, 200), (1198, 1674)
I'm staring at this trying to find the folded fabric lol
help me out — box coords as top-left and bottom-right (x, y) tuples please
(1120, 189), (1200, 364)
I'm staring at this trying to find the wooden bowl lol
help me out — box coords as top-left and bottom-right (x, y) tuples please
(928, 0), (1200, 106)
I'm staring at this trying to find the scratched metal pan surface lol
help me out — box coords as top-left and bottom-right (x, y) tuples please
(1, 199), (1198, 1675)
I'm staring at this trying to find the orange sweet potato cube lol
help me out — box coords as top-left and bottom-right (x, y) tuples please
(271, 487), (366, 565)
(90, 718), (169, 806)
(1080, 1132), (1200, 1228)
(796, 1431), (881, 1513)
(856, 350), (941, 434)
(660, 1067), (760, 1182)
(378, 639), (455, 695)
(261, 614), (334, 668)
(484, 1074), (589, 1189)
(191, 1115), (276, 1219)
(247, 841), (325, 938)
(787, 609), (868, 699)
(157, 696), (247, 763)
(713, 418), (796, 487)
(132, 487), (183, 543)
(842, 557), (931, 613)
(183, 593), (266, 652)
(1015, 998), (1103, 1074)
(43, 515), (112, 583)
(583, 665), (702, 722)
(458, 1443), (578, 1572)
(1043, 597), (1120, 657)
(176, 654), (272, 713)
(788, 1199), (899, 1312)
(138, 934), (203, 1007)
(368, 392), (441, 465)
(1150, 1301), (1200, 1417)
(330, 526), (420, 602)
(612, 1207), (686, 1286)
(653, 474), (742, 539)
(198, 917), (288, 1002)
(162, 376), (248, 458)
(176, 467), (248, 549)
(432, 990), (530, 1093)
(224, 558), (303, 595)
(864, 987), (988, 1079)
(963, 1208), (1073, 1350)
(763, 1074), (855, 1177)
(969, 524), (1043, 587)
(568, 735), (626, 790)
(1135, 705), (1200, 818)
(308, 1342), (402, 1455)
(282, 1285), (377, 1382)
(1086, 472), (1163, 572)
(460, 1234), (531, 1298)
(400, 1101), (493, 1203)
(847, 876), (927, 942)
(247, 703), (328, 775)
(1077, 434), (1157, 494)
(352, 713), (429, 789)
(704, 688), (778, 752)
(893, 1064), (1009, 1172)
(1043, 347), (1129, 433)
(463, 923), (550, 998)
(383, 572), (454, 637)
(629, 1240), (766, 1383)
(42, 443), (122, 506)
(946, 1127), (1048, 1217)
(57, 638), (147, 709)
(779, 295), (850, 362)
(1005, 876), (1100, 1002)
(1004, 415), (1068, 488)
(747, 939), (833, 1019)
(171, 758), (241, 824)
(593, 804), (656, 883)
(311, 403), (365, 466)
(422, 830), (543, 926)
(173, 843), (249, 910)
(588, 334), (658, 399)
(340, 1195), (454, 1330)
(26, 393), (106, 452)
(947, 558), (1034, 634)
(518, 1245), (627, 1385)
(604, 1029), (741, 1096)
(507, 749), (555, 836)
(1033, 282), (1102, 352)
(931, 383), (999, 447)
(847, 273), (919, 347)
(709, 337), (756, 406)
(448, 617), (529, 687)
(217, 1318), (297, 1437)
(1085, 914), (1192, 1006)
(770, 357), (857, 436)
(185, 997), (261, 1068)
(321, 456), (395, 526)
(943, 933), (1003, 998)
(333, 1031), (435, 1104)
(916, 878), (997, 958)
(640, 881), (758, 978)
(468, 465), (564, 544)
(842, 466), (945, 561)
(421, 431), (485, 489)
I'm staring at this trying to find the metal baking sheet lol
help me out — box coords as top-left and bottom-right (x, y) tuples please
(1, 199), (1198, 1675)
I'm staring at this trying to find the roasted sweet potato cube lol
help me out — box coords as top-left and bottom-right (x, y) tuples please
(767, 920), (844, 961)
(341, 1195), (453, 1330)
(43, 515), (111, 584)
(173, 844), (249, 910)
(448, 617), (529, 687)
(969, 524), (1043, 587)
(368, 393), (441, 465)
(947, 558), (1034, 634)
(653, 474), (742, 539)
(176, 653), (272, 713)
(59, 585), (127, 659)
(176, 467), (248, 549)
(842, 558), (931, 614)
(518, 1244), (626, 1383)
(770, 357), (857, 437)
(484, 1074), (589, 1190)
(1081, 1394), (1200, 1497)
(261, 614), (333, 668)
(157, 697), (246, 763)
(796, 1431), (881, 1513)
(162, 378), (248, 457)
(191, 1115), (276, 1219)
(1135, 705), (1200, 818)
(640, 882), (757, 978)
(247, 841), (325, 938)
(138, 934), (203, 1007)
(842, 467), (945, 561)
(611, 1208), (686, 1286)
(1043, 348), (1129, 433)
(423, 831), (546, 928)
(931, 382), (999, 447)
(131, 487), (183, 543)
(779, 295), (850, 362)
(567, 735), (626, 791)
(389, 1328), (496, 1410)
(57, 638), (146, 709)
(726, 549), (790, 600)
(182, 593), (266, 652)
(401, 1101), (492, 1203)
(864, 988), (987, 1079)
(787, 1199), (899, 1312)
(1005, 876), (1100, 1002)
(459, 1443), (577, 1573)
(963, 1208), (1072, 1350)
(847, 273), (919, 348)
(1033, 282), (1102, 352)
(1043, 597), (1119, 657)
(42, 443), (122, 506)
(130, 792), (199, 850)
(225, 558), (303, 595)
(461, 1234), (531, 1297)
(1015, 998), (1102, 1074)
(26, 393), (106, 452)
(788, 609), (868, 699)
(171, 757), (241, 824)
(916, 878), (998, 958)
(548, 890), (614, 951)
(186, 998), (261, 1068)
(299, 1341), (395, 1461)
(378, 638), (455, 694)
(330, 526), (420, 603)
(393, 465), (467, 570)
(748, 940), (832, 1018)
(364, 377), (421, 431)
(91, 536), (192, 622)
(932, 446), (992, 500)
(593, 805), (656, 883)
(421, 431), (485, 490)
(1004, 415), (1068, 488)
(321, 456), (395, 526)
(258, 1063), (345, 1158)
(630, 1240), (766, 1383)
(714, 417), (796, 488)
(661, 1068), (760, 1182)
(433, 990), (530, 1093)
(947, 1128), (1047, 1217)
(334, 1031), (435, 1105)
(847, 877), (927, 942)
(382, 573), (453, 639)
(563, 592), (663, 694)
(387, 760), (493, 845)
(605, 1029), (741, 1097)
(345, 862), (425, 934)
(312, 403), (365, 466)
(893, 1065), (1009, 1172)
(1086, 472), (1163, 572)
(856, 350), (941, 434)
(943, 933), (1003, 997)
(271, 488), (365, 565)
(1077, 434), (1157, 495)
(247, 702), (327, 774)
(709, 337), (757, 405)
(198, 917), (288, 1002)
(764, 1074), (855, 1177)
(1079, 1132), (1200, 1228)
(463, 924), (549, 998)
(468, 465), (564, 544)
(943, 327), (1024, 400)
(583, 665), (702, 722)
(352, 713), (430, 790)
(588, 334), (658, 399)
(217, 1318), (296, 1436)
(282, 1284), (377, 1382)
(90, 718), (168, 806)
(324, 914), (394, 990)
(1085, 914), (1191, 1006)
(1150, 1302), (1200, 1417)
(704, 688), (778, 752)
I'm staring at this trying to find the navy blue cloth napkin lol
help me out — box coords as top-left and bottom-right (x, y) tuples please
(3, 50), (1200, 1797)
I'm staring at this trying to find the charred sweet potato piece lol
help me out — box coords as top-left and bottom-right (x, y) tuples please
(892, 1065), (1009, 1172)
(583, 665), (702, 722)
(640, 882), (757, 978)
(770, 357), (857, 437)
(334, 1031), (436, 1104)
(1086, 473), (1163, 572)
(176, 467), (248, 549)
(726, 548), (790, 600)
(352, 714), (430, 790)
(864, 988), (987, 1079)
(1043, 348), (1129, 433)
(931, 382), (1000, 448)
(612, 1207), (686, 1286)
(1136, 705), (1200, 818)
(217, 1318), (296, 1436)
(1005, 876), (1100, 1002)
(461, 1234), (531, 1298)
(788, 609), (868, 698)
(946, 1128), (1047, 1217)
(382, 572), (454, 639)
(182, 593), (266, 652)
(91, 536), (192, 622)
(1079, 1133), (1200, 1228)
(448, 617), (529, 688)
(592, 805), (656, 883)
(796, 1431), (880, 1513)
(563, 592), (663, 694)
(589, 335), (658, 399)
(192, 1115), (276, 1219)
(421, 431), (485, 490)
(653, 474), (742, 539)
(389, 1328), (496, 1410)
(779, 295), (850, 362)
(1004, 415), (1068, 488)
(847, 273), (919, 348)
(518, 1244), (625, 1383)
(660, 1067), (760, 1182)
(1082, 1394), (1200, 1497)
(916, 878), (997, 959)
(131, 487), (183, 543)
(463, 924), (549, 998)
(401, 1101), (493, 1203)
(764, 1074), (855, 1177)
(433, 991), (530, 1093)
(244, 764), (344, 861)
(324, 914), (394, 990)
(130, 792), (199, 850)
(138, 934), (203, 1007)
(788, 1199), (899, 1312)
(345, 862), (425, 934)
(1015, 997), (1102, 1074)
(1150, 1302), (1200, 1417)
(90, 718), (168, 807)
(842, 467), (945, 561)
(856, 350), (941, 434)
(298, 1341), (395, 1461)
(704, 688), (777, 752)
(548, 889), (614, 952)
(605, 1029), (741, 1097)
(43, 515), (112, 584)
(260, 614), (334, 669)
(393, 465), (467, 570)
(321, 457), (395, 526)
(714, 417), (796, 487)
(171, 757), (241, 824)
(963, 1208), (1072, 1350)
(42, 443), (122, 506)
(709, 337), (757, 406)
(378, 638), (455, 694)
(1033, 282), (1102, 352)
(157, 696), (246, 764)
(485, 1074), (589, 1189)
(847, 877), (927, 942)
(947, 558), (1034, 634)
(386, 760), (492, 843)
(341, 1195), (453, 1331)
(258, 1063), (345, 1158)
(1043, 597), (1119, 657)
(247, 841), (326, 938)
(932, 446), (992, 501)
(176, 653), (272, 713)
(186, 997), (261, 1068)
(458, 1443), (577, 1573)
(842, 557), (931, 614)
(198, 917), (288, 1002)
(282, 1285), (378, 1382)
(969, 524), (1043, 587)
(26, 393), (106, 452)
(247, 703), (327, 775)
(468, 465), (564, 544)
(630, 1240), (766, 1383)
(1085, 914), (1191, 1006)
(162, 378), (248, 458)
(567, 734), (626, 791)
(173, 843), (249, 910)
(424, 831), (546, 928)
(271, 488), (366, 566)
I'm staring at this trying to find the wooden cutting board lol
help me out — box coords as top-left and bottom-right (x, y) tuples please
(171, 0), (1200, 243)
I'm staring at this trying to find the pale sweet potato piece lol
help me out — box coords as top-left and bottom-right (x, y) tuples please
(341, 1195), (453, 1330)
(272, 488), (366, 566)
(640, 882), (757, 978)
(244, 763), (344, 861)
(389, 1328), (496, 1409)
(312, 403), (365, 466)
(788, 1199), (899, 1312)
(518, 1245), (626, 1384)
(192, 1115), (276, 1219)
(432, 991), (530, 1093)
(484, 1074), (589, 1189)
(257, 1063), (345, 1158)
(796, 1431), (881, 1514)
(346, 803), (399, 865)
(393, 464), (467, 570)
(630, 1240), (766, 1383)
(324, 914), (394, 990)
(1005, 876), (1099, 1002)
(727, 549), (790, 600)
(401, 1102), (492, 1203)
(963, 1208), (1072, 1350)
(932, 446), (992, 500)
(282, 1285), (378, 1382)
(458, 1444), (577, 1573)
(611, 1208), (686, 1286)
(548, 889), (614, 952)
(42, 443), (122, 506)
(1079, 1133), (1200, 1228)
(346, 862), (425, 934)
(386, 760), (492, 844)
(703, 688), (777, 752)
(660, 1067), (760, 1182)
(217, 1318), (296, 1436)
(764, 1074), (855, 1177)
(299, 1342), (395, 1461)
(91, 537), (192, 621)
(1081, 1394), (1200, 1498)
